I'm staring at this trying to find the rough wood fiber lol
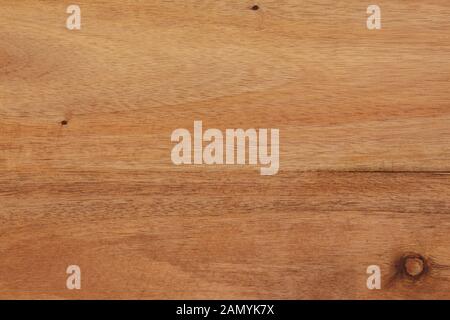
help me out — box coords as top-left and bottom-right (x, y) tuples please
(0, 0), (449, 299)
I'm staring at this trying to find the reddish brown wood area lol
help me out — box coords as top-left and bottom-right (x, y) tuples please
(0, 0), (449, 299)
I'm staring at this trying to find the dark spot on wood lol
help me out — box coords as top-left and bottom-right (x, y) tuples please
(61, 120), (68, 126)
(251, 5), (260, 11)
(396, 253), (429, 280)
(405, 256), (424, 277)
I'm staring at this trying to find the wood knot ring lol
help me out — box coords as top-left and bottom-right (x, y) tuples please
(403, 255), (425, 277)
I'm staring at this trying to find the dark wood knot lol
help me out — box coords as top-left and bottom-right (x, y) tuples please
(401, 253), (427, 278)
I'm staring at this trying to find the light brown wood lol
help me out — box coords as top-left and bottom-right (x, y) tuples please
(0, 0), (449, 299)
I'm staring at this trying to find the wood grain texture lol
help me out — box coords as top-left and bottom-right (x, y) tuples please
(0, 0), (449, 299)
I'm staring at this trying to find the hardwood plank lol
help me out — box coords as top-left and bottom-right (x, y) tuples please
(1, 171), (449, 299)
(0, 0), (449, 299)
(1, 0), (450, 171)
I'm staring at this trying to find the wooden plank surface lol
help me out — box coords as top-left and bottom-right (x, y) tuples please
(0, 0), (449, 299)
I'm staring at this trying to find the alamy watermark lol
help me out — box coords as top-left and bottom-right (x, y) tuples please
(66, 5), (81, 30)
(66, 265), (81, 290)
(367, 5), (381, 30)
(171, 121), (279, 175)
(66, 4), (381, 31)
(366, 265), (381, 290)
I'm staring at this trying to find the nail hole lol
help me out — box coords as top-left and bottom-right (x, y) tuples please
(61, 120), (68, 126)
(251, 5), (260, 11)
